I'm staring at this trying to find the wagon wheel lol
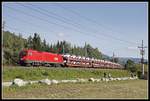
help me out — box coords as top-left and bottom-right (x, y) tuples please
(26, 63), (31, 67)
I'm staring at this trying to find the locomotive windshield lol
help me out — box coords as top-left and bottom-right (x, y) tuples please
(19, 51), (27, 58)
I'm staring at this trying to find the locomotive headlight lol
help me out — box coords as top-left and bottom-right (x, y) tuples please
(54, 57), (58, 60)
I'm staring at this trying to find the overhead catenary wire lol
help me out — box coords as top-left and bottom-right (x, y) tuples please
(16, 3), (138, 46)
(3, 4), (139, 56)
(4, 5), (73, 30)
(5, 13), (58, 34)
(17, 3), (86, 32)
(5, 25), (32, 36)
(4, 5), (111, 49)
(26, 3), (94, 32)
(4, 15), (73, 44)
(56, 4), (140, 45)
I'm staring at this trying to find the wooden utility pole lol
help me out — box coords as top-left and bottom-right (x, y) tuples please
(138, 40), (147, 77)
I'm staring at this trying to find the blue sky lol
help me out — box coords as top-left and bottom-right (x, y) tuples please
(2, 2), (148, 59)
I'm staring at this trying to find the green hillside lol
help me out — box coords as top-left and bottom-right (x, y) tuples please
(3, 31), (27, 65)
(2, 31), (103, 65)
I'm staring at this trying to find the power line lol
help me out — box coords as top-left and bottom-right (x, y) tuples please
(4, 5), (109, 49)
(25, 3), (86, 31)
(4, 5), (72, 30)
(17, 3), (84, 31)
(17, 3), (138, 46)
(4, 4), (138, 57)
(56, 4), (140, 45)
(4, 4), (88, 35)
(25, 3), (95, 33)
(5, 25), (32, 35)
(5, 13), (57, 34)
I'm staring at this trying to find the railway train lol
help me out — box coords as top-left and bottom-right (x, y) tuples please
(19, 49), (123, 69)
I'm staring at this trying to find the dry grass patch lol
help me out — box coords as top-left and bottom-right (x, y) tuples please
(3, 80), (148, 99)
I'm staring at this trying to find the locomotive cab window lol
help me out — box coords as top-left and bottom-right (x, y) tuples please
(28, 52), (32, 56)
(19, 51), (27, 57)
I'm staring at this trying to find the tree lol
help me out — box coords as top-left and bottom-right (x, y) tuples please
(52, 44), (57, 53)
(92, 48), (102, 59)
(3, 31), (28, 65)
(27, 35), (33, 49)
(125, 59), (137, 73)
(49, 44), (53, 52)
(3, 30), (104, 65)
(45, 43), (50, 52)
(58, 40), (71, 54)
(85, 44), (102, 59)
(84, 42), (88, 57)
(86, 44), (93, 58)
(42, 39), (47, 51)
(32, 33), (42, 51)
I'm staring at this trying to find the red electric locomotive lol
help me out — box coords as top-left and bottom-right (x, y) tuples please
(19, 49), (123, 69)
(19, 49), (64, 66)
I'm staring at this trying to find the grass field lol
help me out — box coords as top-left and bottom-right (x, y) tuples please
(3, 80), (148, 99)
(2, 66), (131, 82)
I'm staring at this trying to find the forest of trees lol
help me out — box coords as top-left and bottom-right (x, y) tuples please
(2, 31), (147, 79)
(3, 31), (103, 65)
